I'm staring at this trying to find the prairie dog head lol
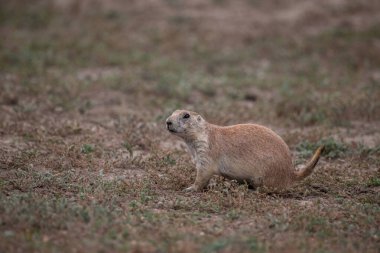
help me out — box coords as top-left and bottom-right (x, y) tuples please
(166, 110), (206, 140)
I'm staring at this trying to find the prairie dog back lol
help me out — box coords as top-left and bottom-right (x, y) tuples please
(208, 124), (294, 188)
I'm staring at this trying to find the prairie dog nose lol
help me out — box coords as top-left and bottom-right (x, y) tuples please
(166, 121), (173, 126)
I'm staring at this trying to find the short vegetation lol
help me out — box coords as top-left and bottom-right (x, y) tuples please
(0, 1), (379, 253)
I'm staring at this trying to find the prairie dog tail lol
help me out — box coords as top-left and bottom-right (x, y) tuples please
(295, 146), (324, 181)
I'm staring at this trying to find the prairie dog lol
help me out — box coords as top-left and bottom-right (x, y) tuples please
(166, 110), (324, 191)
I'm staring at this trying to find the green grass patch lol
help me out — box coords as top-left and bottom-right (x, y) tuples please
(81, 144), (95, 154)
(122, 141), (134, 157)
(297, 138), (348, 159)
(367, 177), (380, 187)
(201, 237), (265, 253)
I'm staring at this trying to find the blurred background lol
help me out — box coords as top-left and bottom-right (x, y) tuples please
(1, 1), (379, 253)
(1, 0), (379, 125)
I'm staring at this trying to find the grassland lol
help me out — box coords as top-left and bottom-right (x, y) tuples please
(0, 0), (379, 252)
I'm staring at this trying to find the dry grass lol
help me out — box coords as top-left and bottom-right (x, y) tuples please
(1, 0), (379, 252)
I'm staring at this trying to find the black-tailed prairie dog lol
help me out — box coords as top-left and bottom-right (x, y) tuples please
(166, 110), (324, 191)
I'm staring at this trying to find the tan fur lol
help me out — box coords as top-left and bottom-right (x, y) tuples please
(166, 110), (324, 191)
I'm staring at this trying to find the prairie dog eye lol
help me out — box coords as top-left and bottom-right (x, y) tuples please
(183, 113), (190, 119)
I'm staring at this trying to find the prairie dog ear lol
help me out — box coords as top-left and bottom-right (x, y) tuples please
(197, 115), (202, 122)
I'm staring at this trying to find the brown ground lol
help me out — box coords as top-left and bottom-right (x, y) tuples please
(0, 0), (379, 252)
